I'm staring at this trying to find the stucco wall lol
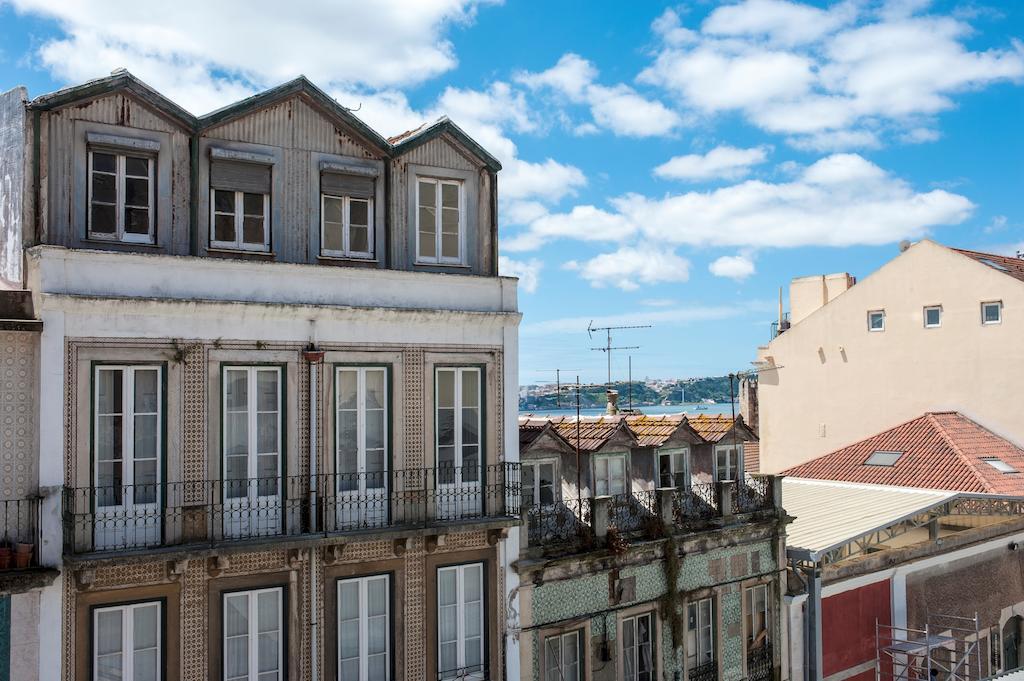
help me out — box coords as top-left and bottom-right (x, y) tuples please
(0, 87), (27, 287)
(757, 240), (1024, 472)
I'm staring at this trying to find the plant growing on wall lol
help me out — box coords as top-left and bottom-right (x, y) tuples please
(660, 535), (686, 651)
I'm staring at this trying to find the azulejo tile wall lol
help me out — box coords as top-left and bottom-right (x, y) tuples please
(0, 332), (37, 500)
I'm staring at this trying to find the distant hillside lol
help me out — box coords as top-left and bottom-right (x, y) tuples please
(519, 375), (735, 410)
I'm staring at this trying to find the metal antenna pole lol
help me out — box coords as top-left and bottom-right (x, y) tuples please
(576, 375), (582, 504)
(628, 356), (633, 411)
(587, 321), (651, 385)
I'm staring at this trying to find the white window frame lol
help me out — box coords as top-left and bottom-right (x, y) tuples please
(223, 586), (283, 681)
(544, 629), (583, 681)
(415, 177), (464, 265)
(321, 194), (374, 259)
(87, 150), (155, 244)
(593, 453), (627, 497)
(923, 305), (942, 328)
(658, 447), (689, 489)
(434, 367), (482, 473)
(338, 574), (391, 681)
(335, 366), (389, 484)
(210, 189), (270, 252)
(687, 597), (715, 671)
(744, 584), (770, 651)
(93, 365), (163, 509)
(523, 459), (558, 508)
(222, 366), (282, 496)
(713, 444), (743, 482)
(93, 601), (161, 681)
(982, 301), (1002, 325)
(621, 611), (656, 681)
(437, 563), (485, 680)
(868, 309), (885, 332)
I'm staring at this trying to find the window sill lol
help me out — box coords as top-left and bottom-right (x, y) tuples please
(206, 247), (276, 258)
(83, 237), (161, 249)
(317, 254), (378, 264)
(413, 261), (471, 269)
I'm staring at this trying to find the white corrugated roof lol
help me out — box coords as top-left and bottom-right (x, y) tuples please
(783, 478), (956, 558)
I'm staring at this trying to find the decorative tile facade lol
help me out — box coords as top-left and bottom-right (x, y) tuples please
(0, 332), (36, 499)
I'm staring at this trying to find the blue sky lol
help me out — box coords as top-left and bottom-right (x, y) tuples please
(2, 0), (1022, 384)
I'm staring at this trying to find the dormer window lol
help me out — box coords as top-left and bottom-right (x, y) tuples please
(88, 150), (154, 244)
(209, 151), (272, 252)
(320, 167), (375, 259)
(416, 178), (464, 265)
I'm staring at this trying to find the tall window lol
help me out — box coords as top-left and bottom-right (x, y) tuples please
(523, 461), (556, 507)
(337, 367), (388, 490)
(438, 563), (485, 680)
(339, 575), (390, 681)
(594, 454), (627, 496)
(416, 178), (463, 264)
(658, 447), (688, 488)
(714, 445), (742, 482)
(88, 150), (154, 243)
(94, 366), (161, 509)
(210, 158), (271, 251)
(224, 587), (283, 681)
(622, 612), (655, 681)
(93, 601), (161, 681)
(687, 598), (715, 672)
(436, 368), (481, 480)
(224, 367), (282, 498)
(544, 630), (582, 681)
(322, 171), (374, 258)
(745, 584), (769, 650)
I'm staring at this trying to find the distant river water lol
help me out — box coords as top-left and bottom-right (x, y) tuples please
(520, 403), (739, 418)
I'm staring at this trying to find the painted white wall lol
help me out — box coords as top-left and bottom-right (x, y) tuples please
(758, 240), (1024, 472)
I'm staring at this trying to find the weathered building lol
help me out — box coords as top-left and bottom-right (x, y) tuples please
(515, 414), (786, 681)
(0, 71), (521, 681)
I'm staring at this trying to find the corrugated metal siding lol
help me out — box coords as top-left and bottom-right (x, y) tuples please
(278, 147), (309, 262)
(61, 93), (181, 133)
(401, 135), (478, 171)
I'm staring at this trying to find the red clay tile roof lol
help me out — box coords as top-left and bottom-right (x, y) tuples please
(518, 413), (752, 452)
(624, 414), (687, 447)
(518, 419), (549, 453)
(744, 442), (760, 473)
(784, 412), (1024, 494)
(953, 248), (1024, 284)
(687, 414), (747, 443)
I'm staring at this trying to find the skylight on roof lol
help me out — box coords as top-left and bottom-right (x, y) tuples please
(982, 458), (1018, 474)
(980, 258), (1009, 272)
(865, 450), (903, 466)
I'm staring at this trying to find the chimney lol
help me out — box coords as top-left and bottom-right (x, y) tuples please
(606, 389), (619, 415)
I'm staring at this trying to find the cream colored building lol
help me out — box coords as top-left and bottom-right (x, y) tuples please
(755, 239), (1024, 473)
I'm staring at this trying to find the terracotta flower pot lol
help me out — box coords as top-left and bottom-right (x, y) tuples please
(0, 546), (10, 570)
(13, 542), (32, 569)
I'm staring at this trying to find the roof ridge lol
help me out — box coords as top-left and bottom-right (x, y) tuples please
(925, 412), (993, 493)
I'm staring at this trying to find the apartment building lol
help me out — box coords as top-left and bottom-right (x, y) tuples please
(0, 71), (521, 681)
(516, 414), (785, 681)
(753, 240), (1024, 472)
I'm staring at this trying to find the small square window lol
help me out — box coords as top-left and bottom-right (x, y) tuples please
(924, 306), (941, 328)
(982, 301), (1002, 325)
(868, 310), (885, 332)
(865, 450), (902, 466)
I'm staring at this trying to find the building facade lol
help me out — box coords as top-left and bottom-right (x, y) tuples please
(754, 240), (1024, 472)
(515, 414), (786, 681)
(0, 72), (521, 681)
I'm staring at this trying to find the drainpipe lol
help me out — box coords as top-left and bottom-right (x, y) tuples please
(802, 563), (823, 681)
(303, 346), (324, 680)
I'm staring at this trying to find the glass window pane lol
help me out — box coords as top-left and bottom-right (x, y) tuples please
(418, 180), (436, 209)
(124, 207), (150, 235)
(419, 226), (436, 258)
(439, 568), (456, 606)
(545, 637), (561, 675)
(242, 216), (265, 245)
(368, 577), (387, 616)
(97, 416), (123, 462)
(257, 371), (278, 411)
(258, 632), (279, 672)
(92, 172), (117, 204)
(465, 564), (482, 600)
(339, 581), (359, 620)
(96, 609), (123, 655)
(322, 223), (343, 253)
(214, 189), (235, 213)
(350, 199), (369, 226)
(369, 614), (387, 653)
(134, 370), (158, 413)
(461, 408), (479, 446)
(98, 369), (123, 414)
(243, 193), (264, 216)
(441, 183), (459, 209)
(214, 214), (236, 243)
(338, 371), (357, 409)
(365, 370), (385, 409)
(92, 152), (116, 173)
(257, 413), (278, 454)
(437, 410), (455, 449)
(366, 409), (384, 451)
(90, 204), (117, 234)
(437, 370), (454, 408)
(461, 371), (479, 407)
(368, 654), (387, 681)
(225, 636), (248, 678)
(441, 232), (459, 259)
(226, 412), (248, 458)
(340, 618), (360, 658)
(133, 605), (159, 649)
(134, 414), (158, 460)
(225, 594), (249, 636)
(96, 654), (122, 681)
(133, 459), (157, 503)
(257, 592), (279, 632)
(125, 177), (149, 207)
(134, 648), (158, 681)
(338, 412), (358, 477)
(125, 156), (149, 176)
(441, 207), (459, 236)
(350, 225), (369, 254)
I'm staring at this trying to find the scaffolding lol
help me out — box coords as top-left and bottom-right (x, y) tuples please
(876, 614), (983, 681)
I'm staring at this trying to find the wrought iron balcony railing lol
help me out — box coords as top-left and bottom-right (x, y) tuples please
(0, 497), (40, 569)
(747, 642), (773, 681)
(736, 476), (773, 514)
(689, 659), (718, 681)
(63, 463), (520, 555)
(607, 490), (658, 533)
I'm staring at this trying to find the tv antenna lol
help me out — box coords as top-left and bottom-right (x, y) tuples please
(587, 321), (652, 385)
(534, 369), (579, 408)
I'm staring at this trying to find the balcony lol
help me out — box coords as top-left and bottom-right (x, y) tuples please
(0, 496), (57, 593)
(747, 642), (773, 681)
(523, 476), (780, 557)
(63, 463), (521, 557)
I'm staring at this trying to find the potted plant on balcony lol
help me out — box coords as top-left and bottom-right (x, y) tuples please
(0, 542), (10, 569)
(13, 541), (32, 568)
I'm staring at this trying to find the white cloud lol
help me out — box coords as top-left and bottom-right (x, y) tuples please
(515, 53), (596, 102)
(640, 298), (678, 307)
(500, 158), (587, 203)
(638, 4), (1024, 148)
(498, 256), (542, 293)
(13, 0), (494, 113)
(521, 299), (775, 336)
(563, 246), (690, 291)
(709, 254), (756, 281)
(654, 145), (770, 181)
(511, 153), (974, 252)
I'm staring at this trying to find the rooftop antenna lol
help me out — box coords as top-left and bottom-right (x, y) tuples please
(587, 321), (651, 385)
(534, 369), (579, 409)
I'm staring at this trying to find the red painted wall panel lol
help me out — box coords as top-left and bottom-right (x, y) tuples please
(822, 579), (892, 678)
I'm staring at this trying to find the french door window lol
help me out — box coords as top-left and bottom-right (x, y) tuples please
(523, 461), (556, 507)
(687, 597), (715, 671)
(622, 612), (655, 681)
(416, 178), (463, 264)
(745, 584), (769, 649)
(93, 601), (161, 681)
(436, 368), (482, 517)
(88, 150), (154, 243)
(336, 367), (388, 528)
(94, 365), (161, 549)
(338, 575), (390, 681)
(224, 587), (283, 681)
(544, 630), (582, 681)
(714, 445), (743, 482)
(438, 563), (485, 680)
(223, 366), (282, 537)
(658, 447), (688, 488)
(594, 454), (627, 496)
